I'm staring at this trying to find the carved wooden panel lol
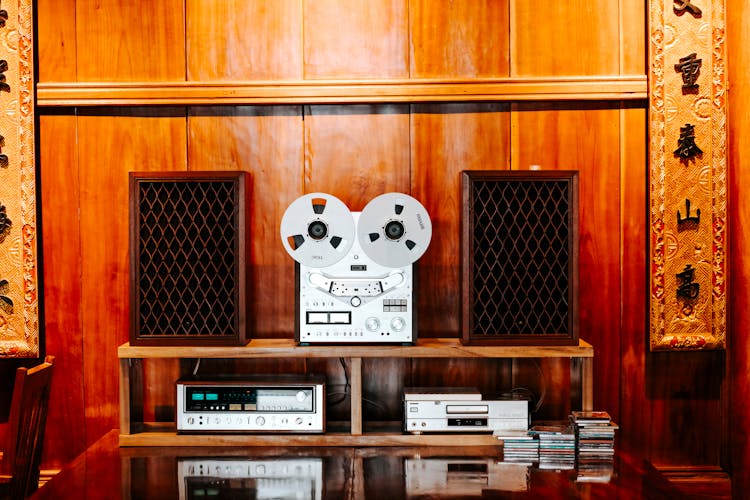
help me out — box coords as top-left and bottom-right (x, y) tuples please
(649, 0), (727, 350)
(0, 0), (38, 357)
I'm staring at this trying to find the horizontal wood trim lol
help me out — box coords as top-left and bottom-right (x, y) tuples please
(118, 338), (594, 359)
(37, 76), (647, 106)
(118, 430), (504, 447)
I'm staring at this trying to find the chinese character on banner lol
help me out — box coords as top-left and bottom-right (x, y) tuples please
(675, 53), (702, 92)
(673, 0), (702, 16)
(676, 264), (700, 300)
(674, 123), (703, 159)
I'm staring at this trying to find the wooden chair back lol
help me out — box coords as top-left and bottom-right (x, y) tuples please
(0, 356), (54, 500)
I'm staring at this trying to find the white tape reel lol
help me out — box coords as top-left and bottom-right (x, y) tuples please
(357, 192), (432, 268)
(280, 193), (355, 268)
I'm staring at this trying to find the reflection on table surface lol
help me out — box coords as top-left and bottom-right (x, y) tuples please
(32, 430), (680, 499)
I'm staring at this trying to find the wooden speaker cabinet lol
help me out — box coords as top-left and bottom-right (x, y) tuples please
(461, 170), (579, 346)
(129, 171), (248, 346)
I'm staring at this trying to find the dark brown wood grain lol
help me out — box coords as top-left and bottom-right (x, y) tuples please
(38, 113), (86, 468)
(727, 0), (750, 494)
(618, 103), (650, 458)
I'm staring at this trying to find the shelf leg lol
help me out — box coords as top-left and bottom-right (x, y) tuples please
(119, 358), (131, 435)
(350, 357), (363, 435)
(119, 358), (144, 435)
(581, 357), (594, 411)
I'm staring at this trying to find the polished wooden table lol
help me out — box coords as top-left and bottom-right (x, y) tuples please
(32, 430), (680, 499)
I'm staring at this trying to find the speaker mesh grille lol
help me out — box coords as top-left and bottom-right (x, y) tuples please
(130, 173), (246, 345)
(462, 171), (578, 345)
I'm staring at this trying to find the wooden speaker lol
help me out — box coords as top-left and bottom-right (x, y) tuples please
(461, 170), (579, 346)
(129, 171), (248, 346)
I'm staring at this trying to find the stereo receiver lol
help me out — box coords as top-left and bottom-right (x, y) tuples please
(176, 376), (325, 433)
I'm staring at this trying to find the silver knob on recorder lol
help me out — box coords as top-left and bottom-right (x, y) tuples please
(391, 317), (406, 332)
(365, 317), (380, 332)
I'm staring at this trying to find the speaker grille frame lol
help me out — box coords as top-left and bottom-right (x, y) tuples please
(461, 170), (579, 346)
(129, 171), (248, 346)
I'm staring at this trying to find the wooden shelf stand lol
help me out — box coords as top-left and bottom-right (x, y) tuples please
(118, 338), (594, 447)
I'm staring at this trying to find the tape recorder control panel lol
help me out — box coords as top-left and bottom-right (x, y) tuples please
(280, 192), (432, 344)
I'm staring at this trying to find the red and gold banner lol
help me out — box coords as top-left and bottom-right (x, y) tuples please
(0, 0), (38, 357)
(649, 0), (727, 350)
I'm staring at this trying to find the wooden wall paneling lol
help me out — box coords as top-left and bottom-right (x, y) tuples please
(409, 0), (510, 78)
(38, 113), (86, 467)
(617, 0), (649, 458)
(75, 0), (185, 81)
(77, 108), (187, 445)
(361, 358), (409, 423)
(410, 103), (511, 337)
(646, 352), (724, 466)
(510, 0), (621, 76)
(728, 0), (750, 493)
(36, 0), (77, 82)
(186, 0), (303, 80)
(303, 104), (411, 422)
(303, 104), (410, 205)
(187, 106), (304, 337)
(618, 102), (650, 457)
(619, 0), (647, 75)
(303, 0), (408, 79)
(510, 102), (622, 420)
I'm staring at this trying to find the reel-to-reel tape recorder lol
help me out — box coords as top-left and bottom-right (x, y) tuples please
(280, 192), (432, 344)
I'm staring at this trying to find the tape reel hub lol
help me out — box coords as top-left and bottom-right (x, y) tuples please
(308, 220), (328, 240)
(384, 220), (405, 240)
